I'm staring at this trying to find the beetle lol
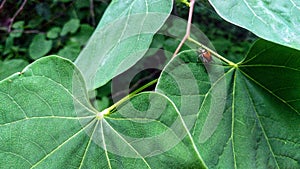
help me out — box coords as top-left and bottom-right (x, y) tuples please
(198, 48), (212, 63)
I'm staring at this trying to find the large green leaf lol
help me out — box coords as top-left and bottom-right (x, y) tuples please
(209, 0), (300, 51)
(75, 0), (173, 90)
(156, 40), (300, 168)
(0, 56), (206, 168)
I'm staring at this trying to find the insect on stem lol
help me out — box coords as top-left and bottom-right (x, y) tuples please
(188, 37), (237, 66)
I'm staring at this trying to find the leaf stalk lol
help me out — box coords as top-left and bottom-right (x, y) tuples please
(188, 37), (237, 66)
(96, 79), (158, 119)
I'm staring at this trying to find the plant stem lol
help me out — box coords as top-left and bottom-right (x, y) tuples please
(181, 0), (190, 7)
(172, 0), (236, 67)
(0, 0), (6, 10)
(7, 0), (27, 32)
(89, 0), (96, 26)
(188, 37), (237, 66)
(111, 70), (160, 99)
(172, 0), (195, 58)
(96, 79), (158, 119)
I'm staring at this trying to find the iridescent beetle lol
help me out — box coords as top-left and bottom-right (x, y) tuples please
(198, 48), (212, 63)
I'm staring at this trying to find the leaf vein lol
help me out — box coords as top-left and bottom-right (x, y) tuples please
(243, 73), (280, 169)
(239, 69), (299, 115)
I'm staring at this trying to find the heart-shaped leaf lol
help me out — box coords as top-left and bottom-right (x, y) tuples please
(0, 56), (206, 168)
(156, 40), (300, 168)
(208, 0), (300, 51)
(75, 0), (173, 90)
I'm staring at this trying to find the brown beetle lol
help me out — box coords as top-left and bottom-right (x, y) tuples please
(198, 49), (212, 63)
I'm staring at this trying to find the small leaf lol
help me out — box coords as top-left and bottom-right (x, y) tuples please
(10, 21), (24, 38)
(209, 0), (300, 50)
(58, 43), (81, 61)
(53, 0), (72, 2)
(156, 40), (300, 168)
(3, 36), (14, 55)
(47, 27), (61, 39)
(75, 0), (173, 90)
(75, 0), (90, 8)
(61, 19), (80, 36)
(29, 34), (53, 60)
(35, 3), (51, 20)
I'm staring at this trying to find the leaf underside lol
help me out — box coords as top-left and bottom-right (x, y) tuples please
(75, 0), (173, 90)
(209, 0), (300, 51)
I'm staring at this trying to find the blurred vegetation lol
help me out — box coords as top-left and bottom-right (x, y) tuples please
(0, 0), (257, 110)
(0, 0), (109, 63)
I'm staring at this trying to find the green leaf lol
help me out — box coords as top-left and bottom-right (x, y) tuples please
(95, 96), (110, 111)
(156, 40), (300, 168)
(3, 36), (14, 55)
(70, 24), (94, 46)
(208, 0), (300, 50)
(0, 59), (29, 80)
(0, 56), (206, 168)
(10, 21), (24, 38)
(75, 0), (90, 9)
(29, 34), (53, 60)
(58, 43), (81, 61)
(35, 3), (51, 20)
(47, 27), (61, 39)
(75, 0), (173, 90)
(53, 0), (72, 2)
(61, 19), (80, 36)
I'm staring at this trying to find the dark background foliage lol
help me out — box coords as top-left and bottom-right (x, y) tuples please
(0, 0), (257, 110)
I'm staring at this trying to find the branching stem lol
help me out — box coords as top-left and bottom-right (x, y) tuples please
(172, 0), (195, 58)
(89, 0), (96, 26)
(173, 0), (236, 67)
(0, 0), (6, 10)
(7, 0), (27, 32)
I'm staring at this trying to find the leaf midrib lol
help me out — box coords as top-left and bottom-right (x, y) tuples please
(78, 120), (99, 169)
(231, 68), (237, 169)
(95, 0), (143, 73)
(30, 118), (97, 168)
(103, 119), (152, 168)
(192, 67), (235, 136)
(29, 74), (97, 115)
(242, 71), (280, 169)
(0, 116), (94, 127)
(238, 68), (299, 115)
